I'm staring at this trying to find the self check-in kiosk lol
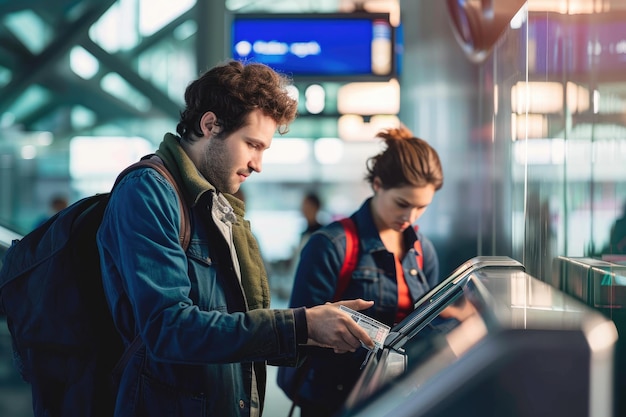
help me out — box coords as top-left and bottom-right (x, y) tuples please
(338, 256), (618, 417)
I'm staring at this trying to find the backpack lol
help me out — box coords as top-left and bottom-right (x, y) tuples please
(333, 217), (423, 301)
(278, 216), (424, 415)
(0, 155), (190, 417)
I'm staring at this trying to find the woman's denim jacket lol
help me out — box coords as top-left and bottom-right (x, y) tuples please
(284, 197), (440, 410)
(97, 167), (299, 417)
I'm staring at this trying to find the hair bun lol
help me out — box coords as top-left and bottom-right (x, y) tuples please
(377, 126), (414, 141)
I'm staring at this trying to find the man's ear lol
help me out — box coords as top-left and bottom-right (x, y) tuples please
(199, 111), (218, 137)
(372, 176), (382, 192)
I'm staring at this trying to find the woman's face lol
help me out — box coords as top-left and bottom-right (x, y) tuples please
(371, 178), (437, 232)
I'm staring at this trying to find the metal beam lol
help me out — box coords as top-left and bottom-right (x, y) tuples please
(0, 0), (116, 114)
(81, 38), (181, 118)
(124, 8), (195, 59)
(0, 21), (33, 67)
(18, 73), (145, 132)
(0, 0), (48, 15)
(195, 0), (230, 72)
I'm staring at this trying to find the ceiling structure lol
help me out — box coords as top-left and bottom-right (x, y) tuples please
(0, 0), (398, 142)
(6, 0), (622, 145)
(0, 0), (195, 140)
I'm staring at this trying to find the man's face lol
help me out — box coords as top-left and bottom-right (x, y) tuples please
(199, 109), (276, 193)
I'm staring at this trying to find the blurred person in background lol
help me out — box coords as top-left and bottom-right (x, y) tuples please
(276, 192), (327, 299)
(278, 126), (445, 417)
(299, 192), (324, 243)
(604, 199), (626, 256)
(34, 193), (68, 228)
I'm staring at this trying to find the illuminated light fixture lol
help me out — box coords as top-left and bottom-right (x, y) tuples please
(527, 0), (611, 14)
(338, 114), (401, 141)
(139, 0), (196, 37)
(69, 136), (154, 178)
(285, 85), (300, 103)
(511, 113), (548, 140)
(337, 79), (400, 115)
(566, 82), (590, 113)
(70, 46), (100, 80)
(0, 66), (11, 88)
(314, 138), (344, 164)
(35, 132), (53, 146)
(71, 106), (97, 130)
(173, 20), (198, 41)
(4, 10), (51, 54)
(370, 114), (401, 130)
(587, 321), (618, 352)
(593, 90), (600, 114)
(262, 138), (310, 164)
(511, 81), (563, 114)
(338, 115), (364, 140)
(305, 84), (325, 114)
(101, 72), (152, 112)
(89, 2), (136, 52)
(513, 138), (566, 165)
(511, 81), (589, 114)
(594, 85), (626, 114)
(20, 145), (37, 160)
(494, 84), (499, 115)
(1, 113), (15, 127)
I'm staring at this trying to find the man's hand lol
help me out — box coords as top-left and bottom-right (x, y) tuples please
(305, 299), (375, 353)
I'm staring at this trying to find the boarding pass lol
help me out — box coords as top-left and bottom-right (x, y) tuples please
(340, 305), (390, 351)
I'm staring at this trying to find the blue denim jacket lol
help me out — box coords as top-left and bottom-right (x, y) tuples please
(285, 197), (440, 410)
(97, 167), (299, 417)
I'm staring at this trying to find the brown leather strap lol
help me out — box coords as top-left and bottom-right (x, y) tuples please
(109, 154), (192, 378)
(114, 154), (191, 251)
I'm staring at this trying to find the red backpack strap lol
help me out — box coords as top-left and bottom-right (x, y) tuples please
(413, 225), (424, 270)
(415, 239), (423, 270)
(333, 217), (358, 302)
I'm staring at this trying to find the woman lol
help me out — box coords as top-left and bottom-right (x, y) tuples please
(279, 126), (444, 417)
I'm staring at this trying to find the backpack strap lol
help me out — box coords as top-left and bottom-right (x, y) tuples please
(415, 240), (424, 269)
(109, 155), (192, 380)
(333, 217), (359, 302)
(115, 154), (191, 251)
(414, 226), (424, 270)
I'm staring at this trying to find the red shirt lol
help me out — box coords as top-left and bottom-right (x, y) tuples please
(395, 255), (411, 323)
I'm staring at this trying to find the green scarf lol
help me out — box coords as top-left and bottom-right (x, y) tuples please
(155, 133), (270, 310)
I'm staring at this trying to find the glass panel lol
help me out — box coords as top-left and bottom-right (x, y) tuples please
(487, 2), (626, 285)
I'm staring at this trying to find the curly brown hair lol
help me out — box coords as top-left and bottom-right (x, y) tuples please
(365, 126), (444, 190)
(176, 60), (298, 140)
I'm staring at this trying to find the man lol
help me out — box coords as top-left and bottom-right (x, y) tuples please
(96, 60), (374, 417)
(300, 192), (324, 239)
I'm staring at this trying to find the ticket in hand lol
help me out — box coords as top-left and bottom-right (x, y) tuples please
(340, 305), (390, 351)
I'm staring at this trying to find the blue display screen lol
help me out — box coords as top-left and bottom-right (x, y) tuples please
(231, 14), (394, 78)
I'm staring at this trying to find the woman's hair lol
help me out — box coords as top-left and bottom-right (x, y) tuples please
(176, 60), (298, 141)
(365, 127), (444, 190)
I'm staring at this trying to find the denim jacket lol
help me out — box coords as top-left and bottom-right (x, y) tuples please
(97, 165), (300, 417)
(284, 197), (440, 410)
